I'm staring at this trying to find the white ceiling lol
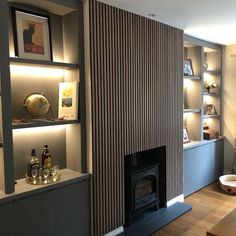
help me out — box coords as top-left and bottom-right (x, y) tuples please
(98, 0), (236, 45)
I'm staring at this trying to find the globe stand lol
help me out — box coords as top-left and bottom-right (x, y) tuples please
(23, 93), (56, 122)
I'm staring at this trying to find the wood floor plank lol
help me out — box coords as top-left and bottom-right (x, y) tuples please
(153, 182), (236, 236)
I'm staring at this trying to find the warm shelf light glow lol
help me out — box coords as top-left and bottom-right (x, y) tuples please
(10, 65), (65, 78)
(13, 125), (66, 135)
(204, 94), (214, 104)
(183, 112), (193, 119)
(184, 78), (193, 89)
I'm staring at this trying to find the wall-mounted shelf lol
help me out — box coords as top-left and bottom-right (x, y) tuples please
(204, 114), (220, 119)
(12, 119), (79, 129)
(204, 92), (220, 97)
(10, 57), (79, 70)
(204, 70), (221, 75)
(184, 75), (201, 80)
(183, 109), (201, 113)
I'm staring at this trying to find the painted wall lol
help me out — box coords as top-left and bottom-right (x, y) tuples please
(223, 45), (236, 173)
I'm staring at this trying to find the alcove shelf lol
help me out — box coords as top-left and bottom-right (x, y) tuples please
(183, 75), (201, 80)
(183, 109), (201, 113)
(204, 114), (221, 119)
(204, 70), (221, 75)
(12, 119), (79, 129)
(10, 57), (79, 69)
(183, 35), (222, 144)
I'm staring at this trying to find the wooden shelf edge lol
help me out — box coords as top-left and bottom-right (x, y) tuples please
(10, 57), (79, 69)
(12, 119), (80, 129)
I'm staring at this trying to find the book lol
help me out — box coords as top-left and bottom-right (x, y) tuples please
(58, 81), (78, 120)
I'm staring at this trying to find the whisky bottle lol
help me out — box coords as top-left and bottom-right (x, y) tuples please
(41, 144), (52, 169)
(27, 148), (40, 177)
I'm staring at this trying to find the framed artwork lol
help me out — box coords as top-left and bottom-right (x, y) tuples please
(205, 104), (217, 115)
(12, 8), (52, 61)
(183, 128), (190, 143)
(183, 59), (194, 76)
(58, 81), (78, 120)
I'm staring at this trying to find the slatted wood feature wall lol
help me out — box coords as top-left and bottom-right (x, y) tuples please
(89, 1), (183, 235)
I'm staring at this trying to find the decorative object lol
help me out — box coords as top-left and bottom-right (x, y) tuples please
(203, 125), (219, 140)
(219, 175), (236, 194)
(24, 93), (54, 119)
(12, 8), (52, 61)
(183, 59), (194, 76)
(203, 62), (209, 70)
(25, 166), (61, 185)
(183, 128), (190, 143)
(58, 81), (78, 120)
(205, 81), (218, 94)
(205, 104), (217, 116)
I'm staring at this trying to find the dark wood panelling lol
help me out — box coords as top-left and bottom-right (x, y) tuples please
(89, 1), (183, 235)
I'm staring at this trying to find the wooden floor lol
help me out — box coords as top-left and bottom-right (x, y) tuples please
(153, 182), (236, 236)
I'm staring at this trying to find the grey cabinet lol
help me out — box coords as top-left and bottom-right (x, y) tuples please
(0, 203), (14, 236)
(14, 191), (54, 236)
(183, 148), (196, 196)
(54, 180), (90, 236)
(184, 139), (224, 197)
(0, 177), (90, 236)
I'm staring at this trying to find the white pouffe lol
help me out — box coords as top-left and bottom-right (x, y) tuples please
(219, 175), (236, 194)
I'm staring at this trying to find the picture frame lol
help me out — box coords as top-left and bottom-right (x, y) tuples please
(183, 128), (190, 143)
(58, 81), (79, 120)
(205, 104), (217, 116)
(12, 8), (52, 61)
(183, 59), (194, 76)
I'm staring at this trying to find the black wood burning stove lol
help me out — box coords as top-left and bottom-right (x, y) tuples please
(124, 146), (166, 225)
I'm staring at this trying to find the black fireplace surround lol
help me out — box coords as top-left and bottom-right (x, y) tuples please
(125, 146), (166, 225)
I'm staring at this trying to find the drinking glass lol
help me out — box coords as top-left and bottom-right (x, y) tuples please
(43, 168), (50, 184)
(31, 167), (38, 184)
(51, 165), (59, 182)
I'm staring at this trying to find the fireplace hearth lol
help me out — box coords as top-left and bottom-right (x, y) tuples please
(124, 146), (166, 226)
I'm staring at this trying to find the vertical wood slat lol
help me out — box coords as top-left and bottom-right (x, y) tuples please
(89, 1), (183, 235)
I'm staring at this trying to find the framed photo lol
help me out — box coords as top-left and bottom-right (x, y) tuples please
(58, 81), (78, 120)
(183, 128), (190, 143)
(183, 59), (194, 76)
(12, 8), (52, 61)
(205, 104), (217, 115)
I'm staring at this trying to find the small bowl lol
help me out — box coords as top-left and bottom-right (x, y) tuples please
(219, 175), (236, 194)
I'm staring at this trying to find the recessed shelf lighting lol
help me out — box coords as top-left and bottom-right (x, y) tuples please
(148, 13), (156, 18)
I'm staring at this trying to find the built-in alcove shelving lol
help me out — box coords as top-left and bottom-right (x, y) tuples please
(183, 35), (222, 147)
(0, 0), (86, 194)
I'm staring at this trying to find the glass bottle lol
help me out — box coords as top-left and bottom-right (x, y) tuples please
(41, 144), (52, 170)
(27, 148), (40, 177)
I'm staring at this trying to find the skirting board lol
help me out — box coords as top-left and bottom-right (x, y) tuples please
(167, 194), (184, 207)
(104, 226), (124, 236)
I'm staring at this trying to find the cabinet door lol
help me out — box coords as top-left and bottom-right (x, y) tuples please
(14, 191), (54, 236)
(0, 203), (14, 236)
(183, 149), (196, 196)
(54, 179), (90, 236)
